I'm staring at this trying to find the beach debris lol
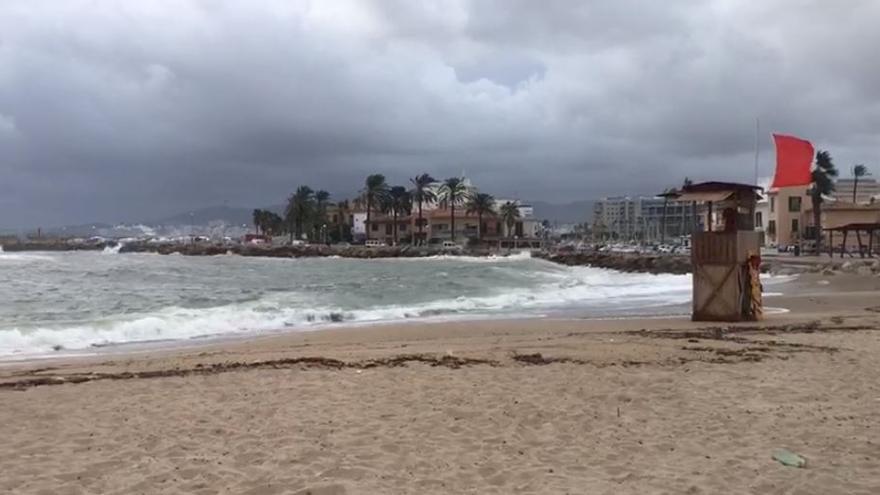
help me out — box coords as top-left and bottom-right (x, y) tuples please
(772, 449), (807, 468)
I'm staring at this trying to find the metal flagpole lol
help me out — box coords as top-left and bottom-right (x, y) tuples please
(754, 117), (760, 186)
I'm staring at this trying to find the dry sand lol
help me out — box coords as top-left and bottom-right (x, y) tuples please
(2, 273), (879, 494)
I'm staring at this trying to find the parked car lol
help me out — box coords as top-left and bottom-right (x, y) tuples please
(441, 240), (462, 251)
(365, 239), (385, 248)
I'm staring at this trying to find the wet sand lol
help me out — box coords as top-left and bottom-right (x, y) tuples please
(2, 273), (879, 494)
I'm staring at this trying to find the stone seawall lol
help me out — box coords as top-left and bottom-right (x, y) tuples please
(534, 252), (692, 275)
(119, 243), (483, 259)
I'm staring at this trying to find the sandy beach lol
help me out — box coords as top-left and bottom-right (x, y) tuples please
(2, 273), (879, 494)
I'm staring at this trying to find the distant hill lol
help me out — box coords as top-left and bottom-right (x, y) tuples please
(148, 204), (286, 226)
(148, 205), (255, 226)
(529, 200), (594, 224)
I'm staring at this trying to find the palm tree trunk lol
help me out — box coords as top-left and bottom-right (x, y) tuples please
(417, 200), (423, 246)
(477, 212), (482, 242)
(853, 176), (859, 203)
(450, 201), (456, 242)
(366, 196), (372, 241)
(393, 210), (399, 245)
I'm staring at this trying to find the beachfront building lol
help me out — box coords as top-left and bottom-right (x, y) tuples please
(805, 201), (880, 254)
(834, 178), (880, 204)
(763, 176), (879, 251)
(763, 186), (810, 248)
(592, 196), (695, 243)
(423, 200), (541, 246)
(754, 196), (770, 246)
(351, 212), (368, 242)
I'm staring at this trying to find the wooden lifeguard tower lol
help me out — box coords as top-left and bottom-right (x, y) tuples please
(671, 182), (764, 322)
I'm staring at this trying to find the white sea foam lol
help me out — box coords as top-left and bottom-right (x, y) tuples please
(0, 266), (691, 358)
(0, 252), (57, 263)
(0, 252), (798, 359)
(379, 250), (534, 263)
(102, 243), (123, 254)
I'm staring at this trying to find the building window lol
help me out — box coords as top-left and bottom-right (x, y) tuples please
(371, 223), (379, 231)
(385, 224), (392, 235)
(770, 197), (775, 213)
(755, 211), (763, 227)
(768, 220), (776, 236)
(788, 196), (801, 212)
(791, 218), (799, 237)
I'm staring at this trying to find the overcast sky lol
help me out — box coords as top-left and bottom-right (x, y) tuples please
(2, 0), (879, 227)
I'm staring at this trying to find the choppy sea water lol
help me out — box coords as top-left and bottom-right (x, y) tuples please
(1, 250), (702, 358)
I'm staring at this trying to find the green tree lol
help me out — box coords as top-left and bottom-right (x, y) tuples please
(383, 186), (412, 246)
(852, 164), (869, 203)
(285, 186), (315, 242)
(363, 174), (388, 241)
(438, 177), (468, 242)
(465, 192), (495, 242)
(252, 209), (264, 234)
(409, 173), (437, 245)
(264, 211), (284, 236)
(499, 201), (521, 239)
(314, 190), (331, 243)
(810, 150), (838, 253)
(336, 199), (351, 242)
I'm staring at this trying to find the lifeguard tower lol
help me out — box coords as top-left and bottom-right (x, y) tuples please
(672, 182), (764, 322)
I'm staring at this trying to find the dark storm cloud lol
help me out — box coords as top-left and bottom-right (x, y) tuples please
(1, 0), (879, 227)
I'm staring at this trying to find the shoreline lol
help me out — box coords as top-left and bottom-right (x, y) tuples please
(2, 270), (877, 372)
(1, 261), (875, 364)
(2, 271), (879, 493)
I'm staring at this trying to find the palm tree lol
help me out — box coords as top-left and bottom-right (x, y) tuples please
(384, 186), (412, 245)
(852, 164), (869, 203)
(252, 209), (263, 234)
(314, 190), (330, 243)
(499, 201), (521, 239)
(264, 211), (284, 236)
(810, 150), (838, 254)
(437, 177), (468, 242)
(363, 174), (388, 241)
(285, 186), (315, 242)
(465, 192), (495, 242)
(409, 173), (437, 245)
(336, 199), (350, 242)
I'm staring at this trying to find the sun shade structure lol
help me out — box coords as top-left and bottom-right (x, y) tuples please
(665, 182), (764, 322)
(824, 222), (880, 258)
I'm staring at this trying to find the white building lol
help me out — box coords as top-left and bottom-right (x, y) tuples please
(834, 178), (879, 204)
(592, 196), (694, 242)
(352, 212), (368, 241)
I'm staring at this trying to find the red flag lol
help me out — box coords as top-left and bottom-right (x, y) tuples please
(771, 134), (814, 188)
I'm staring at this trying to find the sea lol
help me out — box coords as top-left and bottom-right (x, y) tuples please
(0, 249), (717, 359)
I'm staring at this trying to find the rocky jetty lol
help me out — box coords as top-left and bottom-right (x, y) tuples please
(119, 242), (471, 259)
(535, 251), (692, 275)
